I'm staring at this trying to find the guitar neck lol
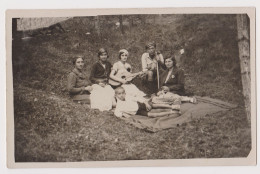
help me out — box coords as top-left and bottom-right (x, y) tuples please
(131, 71), (143, 77)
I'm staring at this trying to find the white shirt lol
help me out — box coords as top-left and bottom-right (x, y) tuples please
(90, 84), (115, 111)
(141, 52), (164, 71)
(114, 95), (146, 117)
(101, 64), (106, 69)
(165, 69), (173, 83)
(112, 61), (132, 73)
(122, 84), (146, 98)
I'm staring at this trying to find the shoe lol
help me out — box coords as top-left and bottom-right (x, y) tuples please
(191, 97), (198, 104)
(172, 105), (180, 110)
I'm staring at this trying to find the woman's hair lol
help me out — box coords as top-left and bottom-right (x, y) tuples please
(98, 48), (109, 58)
(118, 49), (129, 59)
(164, 55), (177, 67)
(72, 55), (84, 65)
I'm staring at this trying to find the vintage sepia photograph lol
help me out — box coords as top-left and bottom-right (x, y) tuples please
(6, 8), (256, 167)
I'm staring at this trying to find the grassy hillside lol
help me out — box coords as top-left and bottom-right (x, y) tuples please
(12, 14), (250, 162)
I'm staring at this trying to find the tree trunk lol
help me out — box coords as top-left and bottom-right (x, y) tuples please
(94, 16), (101, 38)
(119, 15), (124, 34)
(130, 15), (134, 27)
(12, 18), (18, 39)
(140, 15), (146, 25)
(236, 14), (251, 123)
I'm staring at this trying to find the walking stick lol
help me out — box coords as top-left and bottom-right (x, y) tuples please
(156, 61), (160, 90)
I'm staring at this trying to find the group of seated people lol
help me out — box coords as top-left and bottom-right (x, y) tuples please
(67, 42), (197, 118)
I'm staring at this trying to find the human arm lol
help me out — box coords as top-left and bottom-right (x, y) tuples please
(157, 53), (166, 70)
(156, 90), (164, 96)
(129, 95), (151, 111)
(144, 100), (152, 111)
(141, 53), (149, 71)
(67, 73), (85, 95)
(67, 73), (92, 95)
(114, 106), (124, 117)
(112, 97), (117, 108)
(85, 86), (93, 92)
(89, 64), (99, 84)
(122, 112), (132, 118)
(114, 107), (133, 118)
(109, 69), (127, 84)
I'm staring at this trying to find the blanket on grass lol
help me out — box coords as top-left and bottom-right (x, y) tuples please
(118, 96), (237, 132)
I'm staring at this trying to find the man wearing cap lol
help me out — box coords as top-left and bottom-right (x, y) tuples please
(141, 42), (165, 93)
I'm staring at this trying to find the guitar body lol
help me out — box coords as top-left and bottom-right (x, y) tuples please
(109, 71), (143, 86)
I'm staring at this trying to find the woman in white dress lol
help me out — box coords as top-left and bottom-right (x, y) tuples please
(109, 49), (146, 98)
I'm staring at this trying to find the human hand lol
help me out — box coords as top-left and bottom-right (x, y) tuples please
(155, 56), (160, 62)
(139, 72), (146, 78)
(144, 101), (152, 111)
(147, 64), (153, 70)
(122, 113), (132, 118)
(126, 76), (133, 82)
(157, 91), (164, 96)
(121, 79), (128, 84)
(85, 86), (93, 92)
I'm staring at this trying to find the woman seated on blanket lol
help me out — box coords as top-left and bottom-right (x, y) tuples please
(88, 48), (116, 111)
(159, 54), (185, 96)
(90, 79), (116, 111)
(89, 48), (112, 84)
(109, 49), (146, 98)
(152, 55), (197, 105)
(67, 55), (93, 104)
(114, 87), (180, 118)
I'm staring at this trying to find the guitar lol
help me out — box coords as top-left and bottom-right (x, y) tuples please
(109, 71), (144, 86)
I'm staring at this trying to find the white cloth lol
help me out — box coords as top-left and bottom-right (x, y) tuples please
(152, 92), (192, 105)
(141, 52), (164, 71)
(101, 63), (106, 69)
(165, 69), (173, 83)
(114, 95), (146, 117)
(122, 84), (146, 98)
(112, 61), (132, 73)
(90, 84), (115, 111)
(111, 61), (146, 98)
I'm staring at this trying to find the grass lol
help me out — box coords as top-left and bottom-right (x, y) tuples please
(13, 14), (251, 162)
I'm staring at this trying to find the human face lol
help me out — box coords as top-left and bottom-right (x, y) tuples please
(165, 58), (174, 69)
(116, 88), (126, 101)
(147, 46), (156, 57)
(99, 52), (108, 63)
(75, 57), (84, 71)
(120, 53), (128, 62)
